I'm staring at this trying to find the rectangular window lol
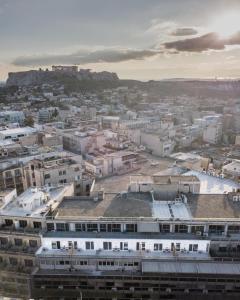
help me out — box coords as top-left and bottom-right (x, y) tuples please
(85, 241), (94, 250)
(175, 224), (188, 233)
(175, 243), (181, 251)
(19, 220), (27, 228)
(14, 238), (23, 246)
(5, 219), (13, 226)
(29, 240), (38, 248)
(52, 241), (60, 249)
(160, 224), (170, 233)
(24, 259), (33, 267)
(9, 257), (18, 265)
(193, 244), (198, 251)
(103, 242), (112, 250)
(136, 242), (145, 251)
(120, 242), (128, 250)
(154, 243), (163, 251)
(189, 244), (198, 251)
(75, 223), (86, 232)
(44, 173), (51, 179)
(33, 221), (42, 229)
(112, 224), (121, 232)
(86, 223), (98, 232)
(100, 224), (107, 232)
(125, 224), (137, 232)
(0, 237), (8, 245)
(47, 223), (54, 231)
(56, 223), (69, 231)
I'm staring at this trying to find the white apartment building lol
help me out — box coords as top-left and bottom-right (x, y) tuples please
(203, 123), (222, 144)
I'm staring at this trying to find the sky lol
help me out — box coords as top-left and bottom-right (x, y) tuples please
(1, 0), (240, 81)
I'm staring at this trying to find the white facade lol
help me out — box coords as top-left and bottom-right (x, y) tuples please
(40, 236), (210, 254)
(0, 127), (37, 141)
(203, 123), (222, 144)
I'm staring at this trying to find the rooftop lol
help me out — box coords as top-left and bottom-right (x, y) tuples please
(0, 126), (37, 136)
(0, 185), (73, 218)
(184, 170), (240, 194)
(142, 260), (240, 275)
(54, 192), (153, 219)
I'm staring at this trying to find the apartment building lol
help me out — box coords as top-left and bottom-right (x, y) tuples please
(203, 123), (223, 144)
(28, 155), (83, 194)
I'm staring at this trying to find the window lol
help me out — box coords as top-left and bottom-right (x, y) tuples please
(14, 238), (23, 246)
(24, 259), (33, 267)
(0, 237), (8, 245)
(78, 260), (88, 265)
(5, 219), (13, 226)
(56, 223), (69, 231)
(29, 240), (38, 248)
(154, 243), (163, 251)
(86, 241), (94, 250)
(175, 224), (188, 233)
(47, 223), (54, 231)
(19, 220), (27, 228)
(120, 242), (128, 250)
(86, 223), (98, 232)
(74, 241), (78, 249)
(228, 225), (240, 234)
(209, 225), (224, 235)
(14, 169), (21, 177)
(59, 171), (63, 176)
(100, 224), (107, 232)
(112, 224), (121, 232)
(126, 224), (137, 232)
(68, 241), (73, 249)
(103, 242), (112, 250)
(175, 243), (181, 251)
(44, 173), (51, 179)
(136, 242), (145, 251)
(5, 171), (12, 178)
(160, 224), (170, 233)
(108, 224), (121, 232)
(9, 257), (18, 265)
(52, 241), (61, 249)
(189, 244), (198, 251)
(63, 170), (66, 175)
(33, 221), (42, 229)
(75, 223), (86, 232)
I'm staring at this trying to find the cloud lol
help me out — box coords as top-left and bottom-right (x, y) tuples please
(171, 28), (198, 36)
(164, 32), (240, 52)
(12, 48), (163, 67)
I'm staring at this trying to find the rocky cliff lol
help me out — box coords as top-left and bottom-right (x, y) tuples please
(6, 69), (119, 86)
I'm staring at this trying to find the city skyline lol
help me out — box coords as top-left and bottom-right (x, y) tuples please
(1, 0), (240, 80)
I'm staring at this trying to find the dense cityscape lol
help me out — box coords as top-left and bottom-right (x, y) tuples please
(1, 0), (240, 299)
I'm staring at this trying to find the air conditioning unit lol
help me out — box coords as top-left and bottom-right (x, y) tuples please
(233, 195), (239, 202)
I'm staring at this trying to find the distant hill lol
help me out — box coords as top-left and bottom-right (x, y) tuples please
(5, 69), (240, 99)
(6, 69), (119, 87)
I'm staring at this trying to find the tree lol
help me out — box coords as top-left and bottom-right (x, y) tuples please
(24, 115), (34, 127)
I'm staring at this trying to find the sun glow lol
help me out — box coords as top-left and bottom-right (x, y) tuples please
(210, 12), (240, 38)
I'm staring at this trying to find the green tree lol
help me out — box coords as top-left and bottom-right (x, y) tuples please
(24, 115), (34, 127)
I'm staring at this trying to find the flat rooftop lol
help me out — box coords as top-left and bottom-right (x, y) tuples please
(142, 260), (240, 275)
(53, 190), (240, 221)
(184, 170), (240, 194)
(0, 185), (72, 218)
(188, 194), (240, 219)
(54, 192), (153, 219)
